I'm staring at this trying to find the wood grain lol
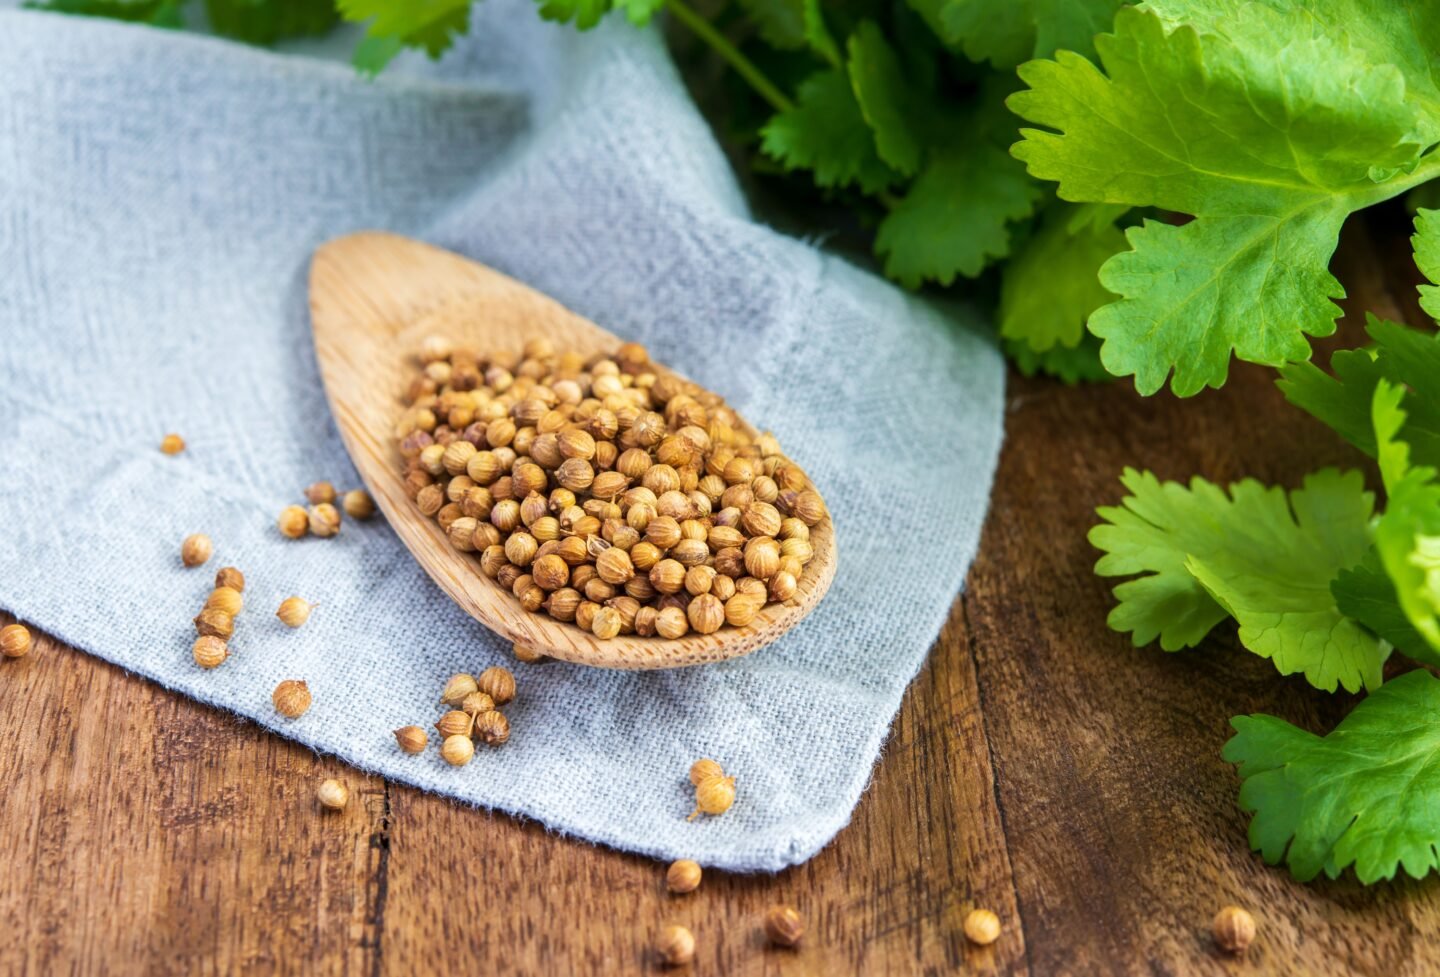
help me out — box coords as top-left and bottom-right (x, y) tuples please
(2, 211), (1438, 975)
(308, 232), (836, 669)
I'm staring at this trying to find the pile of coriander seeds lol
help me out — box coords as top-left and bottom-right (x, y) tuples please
(394, 336), (827, 641)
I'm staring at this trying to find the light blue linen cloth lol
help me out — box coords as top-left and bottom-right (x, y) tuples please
(0, 1), (1004, 870)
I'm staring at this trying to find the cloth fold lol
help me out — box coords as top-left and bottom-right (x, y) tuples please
(0, 1), (1004, 870)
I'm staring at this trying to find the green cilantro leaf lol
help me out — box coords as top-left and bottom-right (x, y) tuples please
(759, 69), (899, 195)
(26, 0), (183, 26)
(204, 0), (338, 44)
(1333, 550), (1436, 664)
(737, 0), (804, 49)
(846, 21), (925, 177)
(801, 0), (839, 66)
(1005, 334), (1111, 384)
(1374, 382), (1440, 654)
(1224, 669), (1440, 883)
(1092, 468), (1383, 691)
(999, 202), (1124, 353)
(935, 0), (1126, 67)
(534, 0), (609, 30)
(1415, 207), (1440, 321)
(1009, 5), (1433, 396)
(339, 0), (470, 69)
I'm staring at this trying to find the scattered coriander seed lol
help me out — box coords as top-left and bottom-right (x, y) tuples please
(342, 488), (376, 520)
(764, 905), (804, 947)
(214, 566), (245, 592)
(689, 774), (736, 820)
(441, 733), (474, 766)
(656, 924), (696, 967)
(460, 691), (496, 716)
(316, 779), (349, 811)
(394, 725), (428, 754)
(192, 634), (228, 669)
(435, 710), (474, 739)
(474, 710), (510, 746)
(181, 533), (213, 568)
(1, 623), (33, 659)
(441, 673), (479, 706)
(963, 909), (1001, 946)
(666, 859), (702, 894)
(689, 758), (723, 786)
(512, 641), (547, 664)
(305, 481), (337, 505)
(206, 586), (244, 617)
(273, 679), (312, 718)
(308, 503), (341, 538)
(160, 433), (186, 455)
(276, 597), (313, 628)
(193, 608), (235, 640)
(477, 665), (516, 706)
(1212, 906), (1255, 954)
(278, 505), (309, 539)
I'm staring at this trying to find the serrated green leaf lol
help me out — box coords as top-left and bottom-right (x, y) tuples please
(802, 0), (839, 66)
(759, 69), (899, 194)
(936, 0), (1125, 67)
(1225, 669), (1440, 883)
(534, 0), (609, 30)
(1374, 382), (1440, 653)
(205, 0), (338, 44)
(339, 0), (470, 55)
(1005, 333), (1112, 384)
(1092, 468), (1383, 692)
(999, 202), (1124, 353)
(846, 21), (925, 177)
(875, 142), (1042, 287)
(1414, 208), (1440, 321)
(1009, 5), (1432, 396)
(25, 0), (183, 26)
(1333, 550), (1436, 664)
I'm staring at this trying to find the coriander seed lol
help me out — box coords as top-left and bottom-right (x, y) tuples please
(655, 606), (689, 639)
(1, 623), (32, 659)
(193, 608), (235, 639)
(192, 634), (228, 669)
(689, 759), (723, 786)
(160, 433), (186, 455)
(273, 679), (312, 718)
(512, 641), (548, 663)
(461, 691), (496, 715)
(206, 586), (244, 616)
(441, 673), (479, 705)
(308, 503), (341, 538)
(474, 710), (510, 745)
(278, 505), (309, 539)
(181, 533), (213, 567)
(687, 594), (724, 635)
(963, 909), (1001, 946)
(1212, 906), (1255, 954)
(214, 566), (245, 592)
(316, 779), (349, 811)
(276, 597), (313, 628)
(477, 665), (516, 706)
(394, 725), (429, 753)
(656, 924), (695, 967)
(305, 481), (337, 505)
(689, 774), (736, 820)
(666, 859), (702, 894)
(435, 710), (474, 739)
(441, 733), (475, 766)
(342, 489), (376, 520)
(591, 606), (622, 640)
(764, 906), (804, 947)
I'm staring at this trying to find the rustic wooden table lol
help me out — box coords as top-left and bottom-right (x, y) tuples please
(3, 217), (1436, 976)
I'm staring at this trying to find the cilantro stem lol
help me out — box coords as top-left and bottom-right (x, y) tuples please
(665, 0), (794, 114)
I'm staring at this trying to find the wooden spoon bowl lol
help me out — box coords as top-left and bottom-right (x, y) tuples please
(309, 232), (836, 668)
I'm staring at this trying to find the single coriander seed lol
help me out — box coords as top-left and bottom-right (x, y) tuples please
(689, 758), (723, 786)
(963, 909), (1001, 946)
(688, 774), (736, 820)
(181, 533), (213, 568)
(460, 691), (496, 716)
(206, 586), (244, 617)
(273, 679), (312, 718)
(308, 503), (342, 538)
(666, 859), (702, 894)
(477, 665), (516, 706)
(1, 623), (33, 659)
(276, 596), (313, 628)
(278, 505), (309, 539)
(1212, 906), (1255, 954)
(656, 924), (696, 967)
(474, 709), (510, 745)
(316, 779), (349, 811)
(305, 481), (337, 505)
(193, 608), (235, 640)
(192, 635), (228, 669)
(434, 710), (474, 739)
(764, 905), (804, 947)
(393, 725), (428, 754)
(342, 488), (376, 520)
(441, 733), (475, 766)
(160, 433), (186, 455)
(214, 566), (245, 592)
(441, 673), (479, 706)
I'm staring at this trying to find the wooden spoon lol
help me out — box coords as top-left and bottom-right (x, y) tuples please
(309, 232), (836, 669)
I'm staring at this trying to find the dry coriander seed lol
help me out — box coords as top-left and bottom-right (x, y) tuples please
(215, 566), (245, 592)
(461, 691), (496, 715)
(273, 679), (312, 718)
(1212, 906), (1255, 954)
(477, 665), (516, 706)
(181, 533), (213, 567)
(206, 587), (244, 617)
(656, 924), (696, 967)
(193, 608), (235, 639)
(689, 774), (736, 820)
(764, 906), (805, 947)
(316, 779), (349, 811)
(276, 597), (313, 628)
(689, 758), (723, 786)
(441, 673), (479, 705)
(963, 908), (1001, 946)
(394, 725), (429, 754)
(435, 710), (474, 739)
(512, 641), (548, 663)
(1, 623), (33, 659)
(591, 606), (623, 640)
(474, 710), (510, 745)
(278, 505), (309, 539)
(305, 481), (337, 505)
(342, 488), (376, 520)
(308, 503), (342, 538)
(160, 433), (186, 455)
(192, 634), (228, 669)
(666, 859), (702, 894)
(441, 734), (475, 766)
